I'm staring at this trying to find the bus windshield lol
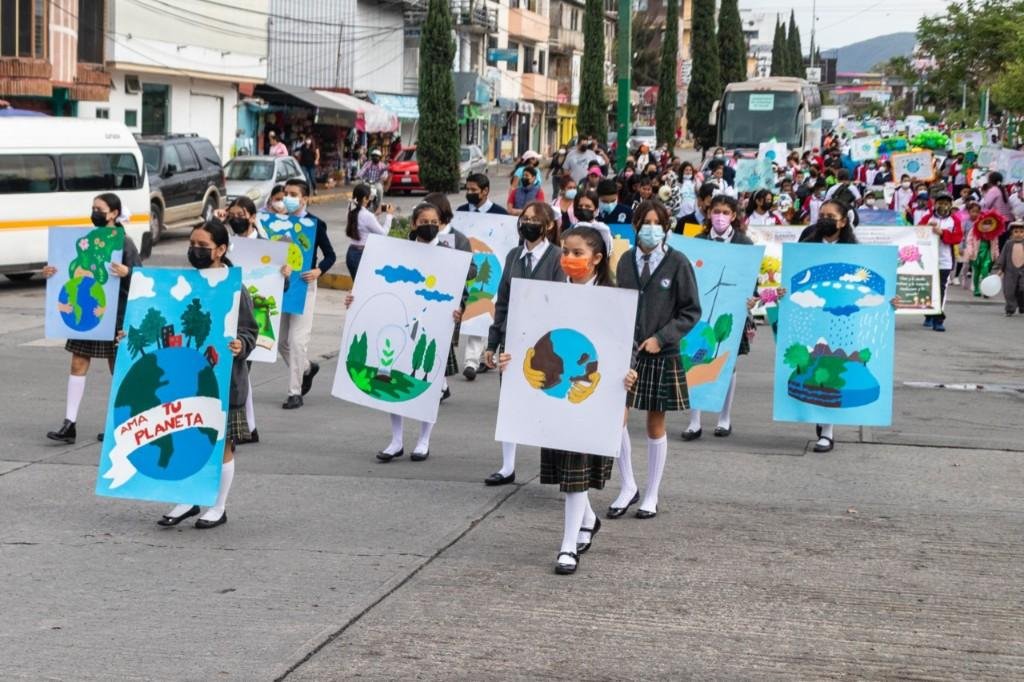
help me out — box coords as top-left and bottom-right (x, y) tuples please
(719, 90), (802, 149)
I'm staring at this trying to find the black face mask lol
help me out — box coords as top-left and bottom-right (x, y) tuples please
(414, 224), (440, 242)
(817, 217), (840, 237)
(228, 216), (251, 235)
(90, 209), (108, 227)
(188, 246), (214, 269)
(575, 208), (594, 222)
(465, 192), (481, 206)
(519, 221), (544, 243)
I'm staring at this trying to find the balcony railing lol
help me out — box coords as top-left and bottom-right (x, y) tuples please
(403, 0), (497, 32)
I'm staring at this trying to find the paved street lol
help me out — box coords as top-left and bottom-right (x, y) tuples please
(2, 189), (1022, 678)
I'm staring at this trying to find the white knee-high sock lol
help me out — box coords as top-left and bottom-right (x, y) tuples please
(717, 373), (738, 430)
(577, 497), (598, 544)
(819, 423), (834, 443)
(560, 492), (589, 562)
(414, 420), (434, 454)
(384, 414), (404, 454)
(687, 409), (702, 432)
(200, 460), (234, 521)
(610, 426), (638, 508)
(640, 435), (668, 512)
(244, 377), (256, 432)
(65, 375), (86, 422)
(499, 441), (516, 476)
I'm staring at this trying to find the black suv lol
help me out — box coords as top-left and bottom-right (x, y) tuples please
(136, 134), (226, 242)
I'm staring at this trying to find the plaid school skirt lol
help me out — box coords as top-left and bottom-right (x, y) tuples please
(65, 339), (116, 359)
(628, 353), (689, 412)
(226, 406), (250, 444)
(445, 319), (461, 377)
(540, 448), (614, 493)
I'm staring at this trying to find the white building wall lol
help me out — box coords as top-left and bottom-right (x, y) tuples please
(269, 0), (357, 89)
(352, 1), (405, 94)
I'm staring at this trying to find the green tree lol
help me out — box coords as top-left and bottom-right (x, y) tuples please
(417, 0), (459, 192)
(711, 313), (734, 358)
(411, 333), (427, 377)
(578, 0), (608, 142)
(181, 298), (212, 348)
(655, 0), (680, 149)
(786, 10), (803, 78)
(686, 0), (720, 154)
(475, 258), (494, 290)
(422, 339), (438, 379)
(139, 307), (167, 350)
(770, 15), (787, 78)
(126, 325), (148, 358)
(716, 0), (746, 89)
(347, 332), (368, 369)
(783, 343), (811, 373)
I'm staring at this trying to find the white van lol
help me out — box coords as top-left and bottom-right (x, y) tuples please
(0, 117), (151, 280)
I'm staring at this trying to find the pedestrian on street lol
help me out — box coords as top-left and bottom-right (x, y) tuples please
(919, 192), (964, 332)
(44, 193), (142, 445)
(278, 179), (335, 410)
(992, 220), (1024, 315)
(682, 195), (757, 441)
(482, 201), (565, 487)
(157, 219), (258, 529)
(507, 166), (545, 216)
(368, 201), (467, 463)
(551, 176), (578, 233)
(344, 183), (394, 280)
(265, 184), (286, 214)
(356, 149), (390, 206)
(267, 131), (288, 157)
(498, 224), (637, 575)
(296, 134), (320, 196)
(610, 200), (701, 521)
(457, 173), (508, 215)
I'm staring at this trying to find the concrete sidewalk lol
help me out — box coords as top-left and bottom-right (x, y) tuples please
(0, 280), (1021, 680)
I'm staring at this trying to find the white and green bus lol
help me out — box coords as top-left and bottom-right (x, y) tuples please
(712, 77), (823, 154)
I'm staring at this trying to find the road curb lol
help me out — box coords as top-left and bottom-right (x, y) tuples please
(319, 272), (353, 290)
(308, 188), (351, 206)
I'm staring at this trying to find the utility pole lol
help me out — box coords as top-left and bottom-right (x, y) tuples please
(616, 0), (631, 168)
(809, 0), (816, 67)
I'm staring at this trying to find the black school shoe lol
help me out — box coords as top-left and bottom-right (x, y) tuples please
(463, 366), (477, 381)
(484, 471), (515, 486)
(157, 505), (199, 527)
(282, 395), (303, 409)
(46, 420), (76, 444)
(195, 511), (227, 529)
(236, 429), (259, 446)
(301, 362), (320, 396)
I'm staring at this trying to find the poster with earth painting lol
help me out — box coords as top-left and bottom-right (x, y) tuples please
(450, 212), (521, 338)
(45, 226), (125, 340)
(331, 234), (472, 424)
(258, 212), (318, 314)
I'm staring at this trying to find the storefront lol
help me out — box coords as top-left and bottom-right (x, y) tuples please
(454, 72), (494, 154)
(493, 97), (517, 162)
(367, 92), (419, 146)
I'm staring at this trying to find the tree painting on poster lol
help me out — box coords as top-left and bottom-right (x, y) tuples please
(96, 267), (241, 505)
(45, 227), (125, 340)
(258, 212), (318, 314)
(450, 213), (520, 337)
(332, 234), (472, 424)
(668, 236), (764, 412)
(229, 237), (289, 362)
(773, 243), (897, 427)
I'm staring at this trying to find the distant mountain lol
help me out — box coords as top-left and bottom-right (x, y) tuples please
(829, 32), (916, 73)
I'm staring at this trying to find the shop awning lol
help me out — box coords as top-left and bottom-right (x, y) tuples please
(496, 97), (517, 112)
(368, 92), (419, 120)
(313, 90), (398, 133)
(258, 84), (357, 128)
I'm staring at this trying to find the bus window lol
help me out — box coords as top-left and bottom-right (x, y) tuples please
(720, 90), (802, 149)
(61, 153), (143, 191)
(0, 155), (59, 194)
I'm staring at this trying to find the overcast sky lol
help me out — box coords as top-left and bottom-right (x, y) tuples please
(740, 0), (949, 51)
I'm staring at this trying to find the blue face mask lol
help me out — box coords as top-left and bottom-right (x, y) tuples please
(638, 224), (665, 250)
(599, 201), (616, 214)
(565, 189), (578, 200)
(283, 196), (302, 214)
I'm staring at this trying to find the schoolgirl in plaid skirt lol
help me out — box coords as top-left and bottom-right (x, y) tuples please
(684, 195), (759, 442)
(498, 223), (637, 575)
(44, 194), (142, 446)
(370, 201), (472, 464)
(610, 200), (702, 521)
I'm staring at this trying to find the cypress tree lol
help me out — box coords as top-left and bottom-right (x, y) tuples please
(655, 0), (679, 149)
(770, 16), (787, 78)
(717, 0), (746, 89)
(787, 10), (804, 78)
(578, 0), (608, 141)
(686, 0), (720, 154)
(417, 0), (459, 192)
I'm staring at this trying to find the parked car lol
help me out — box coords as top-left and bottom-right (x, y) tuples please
(627, 125), (657, 153)
(224, 155), (305, 209)
(387, 144), (489, 195)
(136, 133), (226, 243)
(459, 145), (487, 186)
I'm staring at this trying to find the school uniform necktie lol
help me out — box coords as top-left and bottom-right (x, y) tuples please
(524, 252), (534, 274)
(640, 254), (652, 288)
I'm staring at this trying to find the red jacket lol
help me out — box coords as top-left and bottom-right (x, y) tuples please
(917, 211), (964, 246)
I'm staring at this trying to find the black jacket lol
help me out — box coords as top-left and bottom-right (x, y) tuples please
(456, 202), (509, 215)
(115, 236), (143, 332)
(307, 213), (336, 273)
(230, 286), (259, 408)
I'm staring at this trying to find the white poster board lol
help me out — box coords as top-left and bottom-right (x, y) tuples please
(999, 150), (1024, 183)
(854, 225), (942, 315)
(450, 212), (521, 338)
(757, 142), (787, 164)
(891, 151), (935, 181)
(850, 135), (880, 162)
(977, 145), (1002, 169)
(331, 234), (473, 424)
(951, 129), (985, 154)
(495, 279), (637, 458)
(229, 237), (289, 363)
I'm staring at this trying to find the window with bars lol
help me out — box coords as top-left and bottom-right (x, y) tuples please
(0, 0), (46, 59)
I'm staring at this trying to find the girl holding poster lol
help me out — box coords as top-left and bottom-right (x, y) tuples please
(498, 224), (637, 575)
(482, 201), (565, 486)
(610, 201), (701, 521)
(683, 195), (757, 441)
(44, 193), (142, 445)
(158, 219), (258, 528)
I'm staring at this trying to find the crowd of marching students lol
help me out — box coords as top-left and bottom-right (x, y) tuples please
(38, 128), (1024, 573)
